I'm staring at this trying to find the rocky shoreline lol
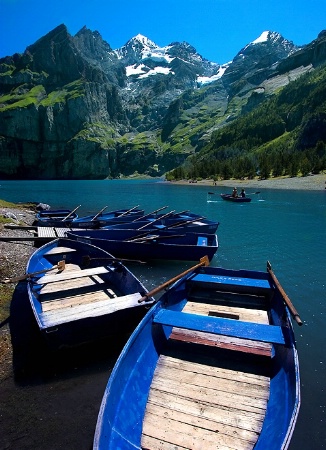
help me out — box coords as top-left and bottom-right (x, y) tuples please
(169, 173), (326, 190)
(0, 205), (125, 450)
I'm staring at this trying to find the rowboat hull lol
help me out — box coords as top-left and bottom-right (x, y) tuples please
(94, 264), (300, 450)
(106, 218), (220, 234)
(26, 238), (154, 349)
(36, 209), (79, 226)
(70, 209), (145, 228)
(220, 194), (252, 202)
(66, 230), (219, 262)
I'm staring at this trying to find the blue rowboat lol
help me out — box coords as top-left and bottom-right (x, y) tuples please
(24, 238), (155, 349)
(35, 208), (79, 226)
(221, 194), (252, 203)
(105, 217), (220, 235)
(69, 207), (145, 229)
(94, 260), (301, 450)
(66, 230), (218, 262)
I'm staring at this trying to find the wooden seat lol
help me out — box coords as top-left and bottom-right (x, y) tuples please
(40, 292), (143, 327)
(153, 310), (286, 345)
(36, 266), (110, 284)
(43, 246), (77, 255)
(188, 273), (271, 294)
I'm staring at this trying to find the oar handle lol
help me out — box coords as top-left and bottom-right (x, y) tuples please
(137, 211), (175, 230)
(138, 256), (210, 303)
(91, 206), (108, 221)
(132, 206), (169, 222)
(82, 256), (146, 265)
(267, 261), (303, 326)
(117, 205), (140, 217)
(62, 205), (81, 221)
(2, 260), (66, 284)
(166, 217), (205, 229)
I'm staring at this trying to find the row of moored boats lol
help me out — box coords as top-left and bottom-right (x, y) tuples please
(6, 203), (301, 449)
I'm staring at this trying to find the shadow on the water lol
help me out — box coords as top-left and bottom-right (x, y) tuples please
(9, 281), (130, 384)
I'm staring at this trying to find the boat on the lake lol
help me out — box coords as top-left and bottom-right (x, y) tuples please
(66, 230), (218, 262)
(35, 208), (80, 226)
(68, 206), (145, 228)
(220, 193), (252, 203)
(105, 215), (220, 235)
(24, 238), (155, 348)
(94, 259), (301, 450)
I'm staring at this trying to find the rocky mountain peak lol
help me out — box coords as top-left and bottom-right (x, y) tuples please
(115, 34), (159, 62)
(235, 30), (297, 61)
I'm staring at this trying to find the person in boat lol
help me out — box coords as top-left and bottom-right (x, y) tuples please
(231, 187), (238, 198)
(240, 188), (246, 198)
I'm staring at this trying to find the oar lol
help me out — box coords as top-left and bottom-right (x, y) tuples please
(138, 255), (210, 303)
(2, 260), (66, 284)
(126, 233), (184, 243)
(117, 205), (140, 217)
(171, 210), (190, 217)
(81, 256), (146, 266)
(164, 217), (206, 229)
(61, 205), (81, 221)
(132, 206), (169, 222)
(137, 211), (176, 230)
(267, 261), (303, 326)
(91, 206), (108, 221)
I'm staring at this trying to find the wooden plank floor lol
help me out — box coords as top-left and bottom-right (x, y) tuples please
(141, 355), (269, 450)
(35, 262), (142, 327)
(141, 291), (271, 449)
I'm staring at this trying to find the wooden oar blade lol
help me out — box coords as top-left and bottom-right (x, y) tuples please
(2, 260), (66, 284)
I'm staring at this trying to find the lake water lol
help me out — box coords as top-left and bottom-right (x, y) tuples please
(1, 179), (325, 449)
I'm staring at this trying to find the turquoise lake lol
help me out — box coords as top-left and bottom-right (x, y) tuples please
(1, 179), (325, 449)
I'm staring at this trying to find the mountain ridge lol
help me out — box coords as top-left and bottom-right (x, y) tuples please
(0, 25), (325, 179)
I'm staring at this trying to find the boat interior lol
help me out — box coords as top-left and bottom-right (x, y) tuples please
(140, 274), (278, 449)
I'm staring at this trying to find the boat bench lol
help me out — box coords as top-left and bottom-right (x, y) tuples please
(36, 266), (110, 285)
(44, 246), (77, 255)
(188, 273), (272, 293)
(153, 309), (286, 345)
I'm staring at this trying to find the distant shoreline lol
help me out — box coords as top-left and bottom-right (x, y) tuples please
(166, 173), (326, 191)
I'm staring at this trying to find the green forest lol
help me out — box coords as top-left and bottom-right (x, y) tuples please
(166, 64), (326, 181)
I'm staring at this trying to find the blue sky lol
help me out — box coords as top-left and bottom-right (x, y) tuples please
(0, 0), (325, 63)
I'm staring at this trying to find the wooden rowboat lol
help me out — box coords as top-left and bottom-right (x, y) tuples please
(66, 230), (219, 262)
(94, 260), (301, 450)
(220, 194), (252, 202)
(24, 238), (155, 349)
(35, 208), (79, 226)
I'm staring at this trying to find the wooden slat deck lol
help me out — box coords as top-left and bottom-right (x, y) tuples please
(141, 277), (275, 448)
(170, 301), (272, 357)
(40, 292), (142, 327)
(36, 266), (110, 284)
(37, 227), (82, 239)
(141, 355), (270, 450)
(183, 301), (269, 324)
(34, 262), (142, 327)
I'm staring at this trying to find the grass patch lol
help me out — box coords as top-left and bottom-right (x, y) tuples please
(0, 284), (12, 323)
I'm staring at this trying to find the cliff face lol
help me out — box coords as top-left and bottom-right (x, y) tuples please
(0, 25), (325, 179)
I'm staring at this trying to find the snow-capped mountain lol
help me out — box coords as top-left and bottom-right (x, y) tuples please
(115, 33), (221, 85)
(1, 23), (324, 179)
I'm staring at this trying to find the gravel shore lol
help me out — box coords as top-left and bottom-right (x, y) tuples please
(0, 206), (126, 450)
(170, 173), (326, 190)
